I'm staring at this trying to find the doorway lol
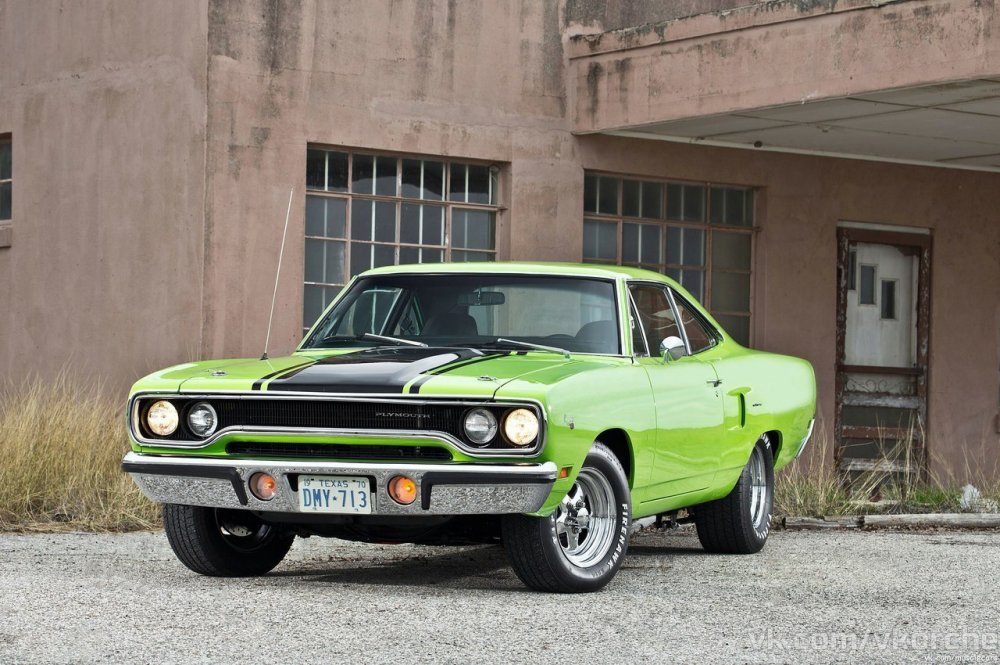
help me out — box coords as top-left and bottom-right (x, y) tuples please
(835, 226), (931, 476)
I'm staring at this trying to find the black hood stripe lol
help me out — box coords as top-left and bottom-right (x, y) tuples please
(407, 375), (433, 394)
(251, 360), (317, 391)
(263, 347), (496, 394)
(408, 352), (514, 393)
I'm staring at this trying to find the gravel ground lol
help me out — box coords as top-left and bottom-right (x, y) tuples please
(1, 527), (998, 664)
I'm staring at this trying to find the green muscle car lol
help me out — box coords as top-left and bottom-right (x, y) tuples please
(123, 262), (815, 592)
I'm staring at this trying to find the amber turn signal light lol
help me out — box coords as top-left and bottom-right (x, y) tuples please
(388, 475), (418, 505)
(249, 472), (278, 501)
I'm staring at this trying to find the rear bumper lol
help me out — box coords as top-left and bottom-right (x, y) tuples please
(122, 451), (557, 516)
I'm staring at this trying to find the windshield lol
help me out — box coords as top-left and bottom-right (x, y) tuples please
(302, 273), (621, 355)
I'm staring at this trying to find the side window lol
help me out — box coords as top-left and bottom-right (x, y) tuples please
(628, 284), (681, 356)
(671, 291), (718, 354)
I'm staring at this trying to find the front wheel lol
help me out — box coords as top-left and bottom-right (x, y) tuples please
(694, 434), (774, 554)
(502, 442), (631, 593)
(162, 504), (295, 577)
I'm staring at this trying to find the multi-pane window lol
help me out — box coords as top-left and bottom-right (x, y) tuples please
(583, 173), (754, 345)
(0, 138), (11, 221)
(304, 148), (499, 332)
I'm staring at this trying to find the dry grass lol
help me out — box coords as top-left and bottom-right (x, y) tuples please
(775, 425), (1000, 518)
(0, 374), (160, 531)
(1, 375), (996, 530)
(774, 429), (857, 517)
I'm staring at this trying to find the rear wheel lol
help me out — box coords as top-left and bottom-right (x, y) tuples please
(694, 434), (774, 554)
(502, 442), (631, 593)
(163, 504), (295, 577)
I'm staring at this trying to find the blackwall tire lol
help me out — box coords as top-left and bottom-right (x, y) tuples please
(694, 434), (775, 554)
(502, 442), (631, 593)
(162, 504), (295, 577)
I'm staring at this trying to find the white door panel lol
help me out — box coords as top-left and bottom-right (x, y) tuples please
(844, 242), (917, 369)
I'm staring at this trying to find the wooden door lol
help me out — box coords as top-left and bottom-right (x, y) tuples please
(835, 227), (931, 477)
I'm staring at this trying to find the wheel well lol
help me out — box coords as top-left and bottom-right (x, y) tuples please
(764, 430), (782, 463)
(596, 428), (633, 488)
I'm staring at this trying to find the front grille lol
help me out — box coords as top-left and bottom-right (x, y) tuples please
(226, 442), (452, 461)
(214, 400), (466, 436)
(133, 397), (542, 453)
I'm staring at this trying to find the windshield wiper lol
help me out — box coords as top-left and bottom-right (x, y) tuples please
(492, 337), (570, 359)
(359, 332), (428, 347)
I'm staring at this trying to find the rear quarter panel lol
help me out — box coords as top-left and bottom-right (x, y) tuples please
(708, 345), (816, 484)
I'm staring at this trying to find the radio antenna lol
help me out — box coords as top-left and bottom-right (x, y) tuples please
(261, 188), (294, 361)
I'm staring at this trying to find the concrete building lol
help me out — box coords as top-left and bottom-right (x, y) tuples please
(1, 0), (999, 478)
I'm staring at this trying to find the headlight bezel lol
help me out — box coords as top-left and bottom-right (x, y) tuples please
(502, 407), (540, 447)
(463, 407), (499, 446)
(145, 400), (180, 437)
(186, 401), (219, 439)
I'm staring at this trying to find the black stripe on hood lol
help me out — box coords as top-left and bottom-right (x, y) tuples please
(264, 347), (497, 394)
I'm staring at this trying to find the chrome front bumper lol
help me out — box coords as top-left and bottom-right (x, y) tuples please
(122, 452), (557, 516)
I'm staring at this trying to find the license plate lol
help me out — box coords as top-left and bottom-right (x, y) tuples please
(297, 475), (373, 514)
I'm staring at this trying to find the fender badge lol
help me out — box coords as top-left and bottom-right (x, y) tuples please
(210, 370), (227, 377)
(477, 375), (498, 382)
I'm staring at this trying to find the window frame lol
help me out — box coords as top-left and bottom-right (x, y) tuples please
(301, 272), (626, 357)
(627, 280), (724, 359)
(668, 287), (722, 355)
(858, 263), (878, 306)
(582, 171), (755, 345)
(304, 147), (504, 333)
(0, 135), (11, 223)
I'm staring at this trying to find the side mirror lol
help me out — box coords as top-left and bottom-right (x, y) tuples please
(660, 336), (686, 362)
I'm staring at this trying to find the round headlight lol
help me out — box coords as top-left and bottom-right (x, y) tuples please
(146, 400), (179, 437)
(464, 408), (498, 445)
(503, 408), (539, 446)
(187, 402), (218, 438)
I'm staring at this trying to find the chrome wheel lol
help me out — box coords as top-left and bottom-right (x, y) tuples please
(748, 445), (768, 530)
(555, 467), (617, 567)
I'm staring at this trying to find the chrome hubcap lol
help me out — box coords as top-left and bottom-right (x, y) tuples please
(748, 445), (769, 529)
(555, 467), (617, 567)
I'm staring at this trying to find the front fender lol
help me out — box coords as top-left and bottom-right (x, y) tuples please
(496, 361), (654, 516)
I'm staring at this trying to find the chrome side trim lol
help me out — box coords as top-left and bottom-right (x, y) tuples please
(128, 392), (546, 458)
(795, 417), (816, 459)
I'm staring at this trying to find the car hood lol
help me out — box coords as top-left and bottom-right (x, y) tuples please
(154, 347), (590, 398)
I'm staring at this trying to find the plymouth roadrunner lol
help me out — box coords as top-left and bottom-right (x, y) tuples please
(123, 263), (815, 592)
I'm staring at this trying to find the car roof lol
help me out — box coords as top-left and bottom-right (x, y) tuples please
(361, 261), (672, 282)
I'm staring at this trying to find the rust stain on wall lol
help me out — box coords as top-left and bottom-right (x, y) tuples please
(586, 61), (603, 120)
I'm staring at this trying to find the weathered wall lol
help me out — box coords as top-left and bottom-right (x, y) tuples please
(201, 0), (581, 359)
(198, 0), (1000, 477)
(576, 133), (1000, 478)
(564, 0), (750, 33)
(0, 0), (208, 387)
(1, 0), (996, 478)
(571, 0), (1000, 131)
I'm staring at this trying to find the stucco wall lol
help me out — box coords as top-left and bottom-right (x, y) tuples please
(571, 0), (1000, 132)
(198, 0), (999, 476)
(0, 0), (208, 387)
(201, 0), (582, 360)
(1, 0), (997, 477)
(577, 134), (1000, 478)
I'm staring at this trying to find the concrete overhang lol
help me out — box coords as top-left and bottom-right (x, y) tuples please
(571, 0), (1000, 173)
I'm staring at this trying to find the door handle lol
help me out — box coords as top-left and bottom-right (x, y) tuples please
(707, 379), (722, 387)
